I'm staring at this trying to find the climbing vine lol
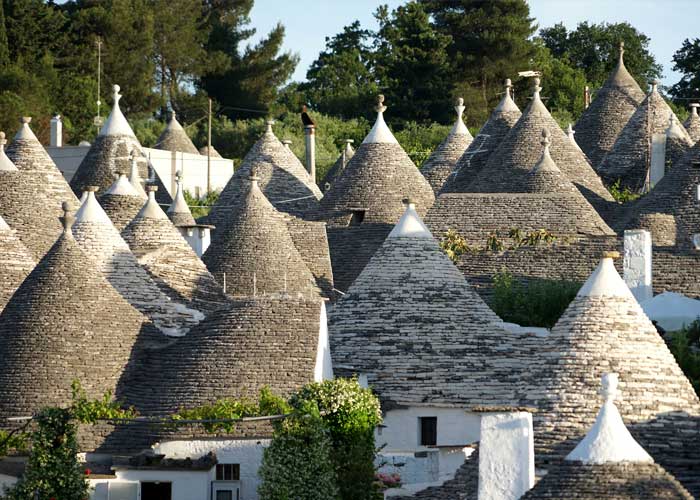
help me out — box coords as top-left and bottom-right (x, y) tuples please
(440, 228), (560, 263)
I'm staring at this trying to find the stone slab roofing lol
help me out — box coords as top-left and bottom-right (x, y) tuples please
(123, 297), (322, 415)
(420, 98), (473, 194)
(441, 80), (522, 194)
(685, 103), (700, 144)
(121, 188), (227, 315)
(166, 175), (196, 227)
(284, 214), (335, 298)
(154, 112), (199, 154)
(522, 255), (700, 494)
(468, 78), (614, 218)
(520, 462), (693, 499)
(0, 208), (150, 420)
(330, 204), (525, 408)
(321, 139), (355, 189)
(0, 214), (36, 312)
(72, 188), (203, 336)
(5, 117), (79, 208)
(574, 43), (646, 168)
(597, 81), (693, 192)
(207, 121), (322, 226)
(69, 86), (171, 205)
(98, 174), (146, 231)
(203, 174), (320, 298)
(0, 169), (64, 260)
(199, 144), (222, 158)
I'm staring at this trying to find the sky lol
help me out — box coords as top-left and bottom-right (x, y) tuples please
(248, 0), (698, 87)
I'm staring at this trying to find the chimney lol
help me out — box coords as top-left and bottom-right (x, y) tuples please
(304, 124), (316, 183)
(477, 411), (534, 500)
(50, 115), (63, 147)
(282, 139), (292, 150)
(623, 230), (652, 303)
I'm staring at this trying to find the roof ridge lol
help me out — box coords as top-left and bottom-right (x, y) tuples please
(99, 85), (136, 137)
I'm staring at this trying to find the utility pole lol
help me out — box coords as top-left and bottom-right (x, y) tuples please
(93, 37), (104, 134)
(207, 97), (212, 194)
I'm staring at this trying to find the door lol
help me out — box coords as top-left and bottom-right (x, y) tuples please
(140, 482), (172, 500)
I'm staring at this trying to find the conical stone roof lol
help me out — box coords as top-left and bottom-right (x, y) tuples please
(468, 78), (614, 215)
(122, 187), (226, 314)
(199, 144), (222, 158)
(154, 112), (198, 154)
(0, 204), (150, 419)
(574, 42), (646, 168)
(685, 103), (700, 144)
(0, 151), (63, 260)
(321, 139), (355, 189)
(98, 173), (146, 231)
(124, 297), (324, 414)
(69, 85), (172, 205)
(524, 253), (700, 486)
(441, 79), (522, 193)
(330, 203), (527, 408)
(71, 187), (203, 335)
(207, 120), (322, 225)
(5, 117), (78, 207)
(420, 98), (473, 194)
(320, 95), (435, 223)
(203, 173), (320, 298)
(522, 374), (693, 500)
(523, 130), (582, 194)
(0, 213), (36, 312)
(598, 80), (693, 191)
(166, 173), (196, 226)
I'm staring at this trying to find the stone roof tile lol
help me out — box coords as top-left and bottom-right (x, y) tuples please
(155, 112), (199, 154)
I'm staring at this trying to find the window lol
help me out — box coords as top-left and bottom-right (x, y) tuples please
(140, 482), (172, 500)
(216, 463), (241, 481)
(419, 417), (437, 446)
(349, 210), (365, 226)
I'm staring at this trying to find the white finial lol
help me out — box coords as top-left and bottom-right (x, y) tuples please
(389, 199), (432, 239)
(168, 170), (192, 218)
(60, 201), (75, 235)
(128, 150), (147, 199)
(74, 187), (113, 224)
(577, 251), (632, 298)
(137, 185), (168, 220)
(0, 131), (18, 172)
(265, 120), (274, 133)
(533, 77), (542, 100)
(532, 129), (559, 174)
(566, 123), (575, 138)
(505, 78), (513, 97)
(619, 40), (625, 63)
(15, 117), (38, 141)
(651, 79), (659, 93)
(249, 170), (260, 188)
(0, 131), (6, 149)
(113, 84), (122, 104)
(566, 373), (653, 464)
(690, 103), (700, 116)
(99, 83), (135, 137)
(363, 94), (398, 144)
(451, 97), (470, 135)
(376, 94), (387, 113)
(495, 79), (520, 113)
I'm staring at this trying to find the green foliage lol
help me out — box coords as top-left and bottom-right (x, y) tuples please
(3, 408), (89, 500)
(492, 270), (581, 328)
(540, 21), (661, 91)
(70, 380), (137, 424)
(439, 229), (474, 264)
(258, 402), (339, 500)
(0, 430), (29, 457)
(609, 179), (642, 203)
(669, 38), (700, 104)
(289, 378), (382, 500)
(668, 320), (700, 396)
(394, 121), (452, 167)
(183, 189), (220, 219)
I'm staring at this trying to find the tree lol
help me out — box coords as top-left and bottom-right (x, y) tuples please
(669, 38), (700, 103)
(3, 408), (90, 500)
(200, 1), (299, 119)
(301, 21), (378, 119)
(420, 0), (538, 125)
(0, 1), (9, 68)
(540, 21), (661, 91)
(374, 2), (453, 125)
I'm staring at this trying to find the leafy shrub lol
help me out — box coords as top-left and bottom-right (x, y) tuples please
(492, 270), (581, 328)
(439, 229), (474, 263)
(668, 320), (700, 396)
(609, 179), (641, 203)
(183, 189), (220, 219)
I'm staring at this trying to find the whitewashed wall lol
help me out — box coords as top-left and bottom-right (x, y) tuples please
(47, 146), (235, 198)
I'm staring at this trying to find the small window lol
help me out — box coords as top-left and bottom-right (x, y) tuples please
(419, 416), (437, 446)
(349, 210), (365, 226)
(216, 463), (241, 481)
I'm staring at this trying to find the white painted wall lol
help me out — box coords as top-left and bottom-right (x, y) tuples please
(624, 229), (653, 303)
(315, 301), (334, 381)
(47, 146), (235, 198)
(377, 408), (481, 488)
(478, 412), (534, 500)
(177, 226), (212, 257)
(650, 133), (667, 187)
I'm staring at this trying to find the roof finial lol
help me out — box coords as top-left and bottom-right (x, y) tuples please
(651, 79), (659, 93)
(455, 97), (465, 120)
(0, 132), (5, 149)
(175, 169), (183, 183)
(619, 40), (625, 61)
(505, 78), (513, 97)
(170, 110), (176, 121)
(541, 129), (551, 150)
(600, 372), (619, 402)
(21, 117), (31, 125)
(602, 250), (620, 260)
(690, 103), (700, 116)
(249, 167), (260, 187)
(376, 94), (387, 113)
(566, 123), (575, 138)
(265, 119), (274, 133)
(113, 84), (122, 105)
(60, 201), (74, 234)
(533, 76), (542, 100)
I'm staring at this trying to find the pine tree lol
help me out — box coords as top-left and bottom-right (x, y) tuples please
(0, 1), (9, 68)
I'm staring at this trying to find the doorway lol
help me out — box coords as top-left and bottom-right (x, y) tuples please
(141, 481), (172, 500)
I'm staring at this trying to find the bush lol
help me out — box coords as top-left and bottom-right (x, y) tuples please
(183, 189), (219, 219)
(668, 320), (700, 396)
(492, 270), (581, 328)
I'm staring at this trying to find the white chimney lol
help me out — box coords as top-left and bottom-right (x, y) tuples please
(624, 229), (652, 303)
(477, 411), (534, 500)
(50, 115), (62, 147)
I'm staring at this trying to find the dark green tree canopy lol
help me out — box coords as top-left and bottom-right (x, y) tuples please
(669, 38), (700, 103)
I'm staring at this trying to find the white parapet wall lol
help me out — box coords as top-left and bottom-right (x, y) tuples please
(478, 412), (534, 500)
(624, 229), (653, 303)
(47, 146), (235, 198)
